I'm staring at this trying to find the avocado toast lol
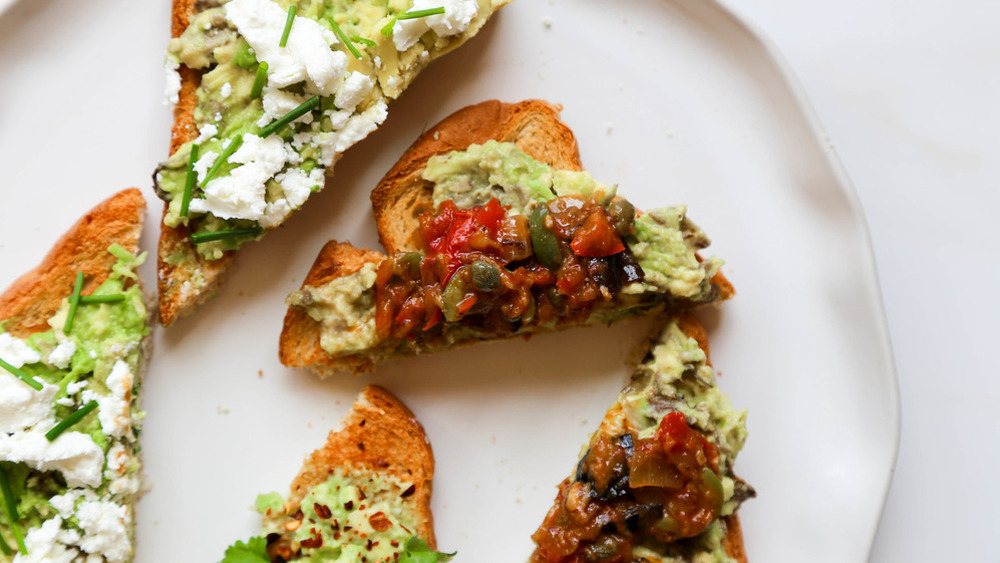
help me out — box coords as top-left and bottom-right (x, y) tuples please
(279, 100), (734, 375)
(221, 385), (449, 562)
(0, 189), (148, 562)
(155, 0), (511, 325)
(530, 314), (751, 563)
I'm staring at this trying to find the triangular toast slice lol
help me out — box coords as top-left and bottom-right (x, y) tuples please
(222, 385), (445, 562)
(156, 0), (511, 325)
(529, 314), (752, 563)
(280, 100), (734, 376)
(0, 189), (149, 562)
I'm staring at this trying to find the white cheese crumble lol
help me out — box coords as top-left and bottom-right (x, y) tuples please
(0, 374), (58, 433)
(195, 123), (220, 144)
(163, 58), (181, 106)
(82, 360), (132, 440)
(76, 499), (131, 563)
(0, 332), (42, 368)
(259, 86), (313, 127)
(14, 517), (78, 563)
(392, 0), (478, 51)
(194, 150), (220, 184)
(317, 100), (388, 166)
(225, 0), (347, 96)
(221, 81), (233, 99)
(188, 133), (293, 221)
(47, 340), (76, 370)
(0, 430), (105, 488)
(333, 71), (374, 113)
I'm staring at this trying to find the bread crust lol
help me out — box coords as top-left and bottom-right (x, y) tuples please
(286, 385), (437, 548)
(0, 188), (146, 337)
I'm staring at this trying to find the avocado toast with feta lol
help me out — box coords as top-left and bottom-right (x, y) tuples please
(156, 0), (511, 326)
(279, 100), (734, 375)
(221, 385), (449, 562)
(0, 189), (149, 562)
(530, 313), (751, 563)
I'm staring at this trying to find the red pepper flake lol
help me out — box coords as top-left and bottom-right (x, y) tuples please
(344, 501), (354, 511)
(400, 484), (416, 498)
(313, 503), (332, 519)
(369, 511), (393, 532)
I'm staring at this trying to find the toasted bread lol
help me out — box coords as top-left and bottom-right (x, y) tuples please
(0, 188), (149, 562)
(243, 385), (438, 561)
(280, 100), (734, 376)
(156, 0), (511, 326)
(529, 313), (750, 563)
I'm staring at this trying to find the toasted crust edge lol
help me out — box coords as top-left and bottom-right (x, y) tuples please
(287, 385), (436, 547)
(0, 188), (146, 337)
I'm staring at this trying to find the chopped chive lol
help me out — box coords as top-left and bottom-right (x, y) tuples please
(257, 95), (320, 138)
(0, 357), (42, 391)
(328, 18), (362, 59)
(180, 143), (200, 217)
(397, 6), (445, 19)
(0, 531), (11, 556)
(199, 135), (244, 189)
(250, 61), (269, 99)
(380, 17), (397, 37)
(45, 400), (98, 442)
(279, 5), (296, 47)
(79, 294), (126, 304)
(351, 35), (377, 47)
(190, 226), (264, 244)
(0, 466), (26, 555)
(63, 271), (84, 335)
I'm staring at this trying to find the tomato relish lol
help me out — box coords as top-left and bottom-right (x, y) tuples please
(530, 412), (724, 563)
(373, 195), (644, 342)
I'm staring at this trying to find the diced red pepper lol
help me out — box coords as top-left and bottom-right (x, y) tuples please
(570, 208), (626, 257)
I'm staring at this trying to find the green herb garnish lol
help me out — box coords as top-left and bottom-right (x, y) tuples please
(351, 35), (377, 47)
(399, 537), (455, 563)
(279, 5), (296, 48)
(0, 466), (27, 555)
(380, 17), (397, 37)
(190, 226), (264, 244)
(180, 143), (200, 217)
(329, 18), (362, 59)
(45, 400), (98, 442)
(220, 536), (270, 563)
(257, 95), (320, 138)
(79, 294), (127, 304)
(250, 61), (269, 99)
(233, 40), (258, 68)
(0, 530), (12, 556)
(0, 357), (42, 391)
(398, 6), (446, 20)
(200, 135), (245, 189)
(63, 271), (84, 335)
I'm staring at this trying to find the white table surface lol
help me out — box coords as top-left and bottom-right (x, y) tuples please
(728, 1), (1000, 561)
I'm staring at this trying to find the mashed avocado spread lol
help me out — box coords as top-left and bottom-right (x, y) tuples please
(288, 141), (725, 358)
(0, 246), (147, 563)
(156, 0), (505, 260)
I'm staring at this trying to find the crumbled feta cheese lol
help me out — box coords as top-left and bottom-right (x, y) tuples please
(194, 150), (220, 184)
(226, 0), (347, 95)
(334, 71), (374, 112)
(259, 198), (292, 229)
(259, 86), (313, 127)
(67, 379), (88, 395)
(0, 431), (105, 488)
(105, 443), (139, 497)
(275, 167), (324, 209)
(393, 0), (478, 51)
(47, 340), (77, 369)
(83, 360), (132, 440)
(0, 332), (41, 368)
(15, 517), (79, 563)
(195, 123), (219, 144)
(76, 500), (131, 563)
(221, 81), (233, 99)
(163, 58), (181, 106)
(0, 375), (58, 433)
(188, 133), (292, 221)
(317, 100), (388, 166)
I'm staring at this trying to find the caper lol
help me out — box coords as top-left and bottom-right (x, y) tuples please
(607, 199), (636, 236)
(529, 206), (562, 270)
(469, 260), (501, 292)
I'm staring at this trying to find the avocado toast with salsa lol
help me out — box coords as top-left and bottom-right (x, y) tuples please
(0, 189), (149, 562)
(279, 100), (734, 375)
(155, 0), (511, 326)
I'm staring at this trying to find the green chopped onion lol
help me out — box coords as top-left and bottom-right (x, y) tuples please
(199, 135), (244, 189)
(328, 18), (362, 59)
(351, 35), (377, 47)
(398, 6), (446, 19)
(380, 17), (397, 37)
(257, 95), (320, 138)
(180, 143), (200, 217)
(63, 271), (84, 335)
(0, 466), (26, 555)
(79, 294), (126, 304)
(0, 357), (42, 391)
(279, 5), (296, 47)
(45, 400), (98, 442)
(190, 226), (264, 244)
(250, 61), (269, 99)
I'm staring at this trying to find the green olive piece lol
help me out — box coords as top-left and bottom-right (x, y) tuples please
(529, 206), (562, 270)
(469, 260), (501, 292)
(441, 273), (470, 322)
(395, 252), (422, 278)
(701, 467), (725, 514)
(607, 199), (636, 236)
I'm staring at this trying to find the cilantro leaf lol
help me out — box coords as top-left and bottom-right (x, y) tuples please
(220, 536), (270, 563)
(399, 537), (455, 563)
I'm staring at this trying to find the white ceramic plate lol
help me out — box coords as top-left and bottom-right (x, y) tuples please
(0, 0), (898, 561)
